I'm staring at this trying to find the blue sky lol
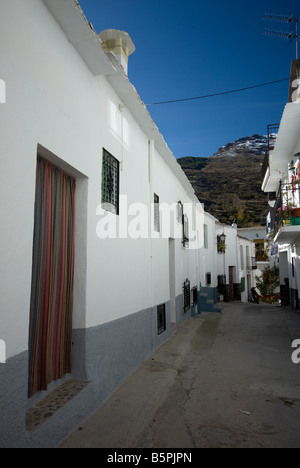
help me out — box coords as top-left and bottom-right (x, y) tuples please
(79, 0), (299, 158)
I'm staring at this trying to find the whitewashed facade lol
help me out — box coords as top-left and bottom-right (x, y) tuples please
(262, 59), (300, 310)
(0, 0), (210, 447)
(0, 0), (253, 447)
(215, 224), (256, 303)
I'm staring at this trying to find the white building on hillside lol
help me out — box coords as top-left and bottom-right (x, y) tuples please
(262, 59), (300, 310)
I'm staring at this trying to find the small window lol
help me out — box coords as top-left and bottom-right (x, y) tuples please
(183, 214), (189, 248)
(240, 245), (244, 270)
(154, 193), (160, 232)
(255, 239), (267, 261)
(183, 279), (191, 312)
(177, 201), (183, 224)
(204, 224), (208, 249)
(292, 257), (295, 277)
(206, 273), (211, 286)
(157, 304), (166, 335)
(218, 275), (226, 286)
(102, 149), (120, 215)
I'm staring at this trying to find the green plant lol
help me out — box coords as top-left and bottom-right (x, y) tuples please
(256, 266), (280, 297)
(277, 204), (296, 220)
(256, 253), (268, 262)
(217, 242), (226, 253)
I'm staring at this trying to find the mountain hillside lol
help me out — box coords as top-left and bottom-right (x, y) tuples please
(178, 135), (269, 227)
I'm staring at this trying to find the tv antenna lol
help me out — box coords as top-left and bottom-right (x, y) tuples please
(263, 13), (299, 59)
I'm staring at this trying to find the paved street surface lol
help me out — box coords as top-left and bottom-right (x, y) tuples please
(60, 302), (300, 448)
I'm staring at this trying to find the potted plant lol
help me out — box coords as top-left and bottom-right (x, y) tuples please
(291, 207), (300, 217)
(277, 206), (293, 223)
(256, 253), (269, 262)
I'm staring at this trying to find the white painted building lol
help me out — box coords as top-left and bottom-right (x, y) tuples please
(216, 224), (256, 303)
(0, 0), (253, 447)
(262, 59), (300, 311)
(238, 234), (258, 302)
(0, 0), (221, 447)
(238, 226), (277, 269)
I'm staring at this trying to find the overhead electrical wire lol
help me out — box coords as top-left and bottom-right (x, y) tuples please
(146, 76), (294, 106)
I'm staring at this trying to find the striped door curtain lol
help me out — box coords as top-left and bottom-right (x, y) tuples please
(28, 157), (76, 397)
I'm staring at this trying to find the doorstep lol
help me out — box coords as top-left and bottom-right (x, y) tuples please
(26, 379), (90, 432)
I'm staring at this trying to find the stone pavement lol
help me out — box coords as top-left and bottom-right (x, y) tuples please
(60, 302), (300, 448)
(26, 379), (90, 432)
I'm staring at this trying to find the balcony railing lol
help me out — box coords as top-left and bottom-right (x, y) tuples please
(267, 181), (300, 238)
(261, 124), (280, 181)
(267, 124), (280, 150)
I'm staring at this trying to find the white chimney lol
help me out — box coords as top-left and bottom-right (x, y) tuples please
(100, 29), (135, 75)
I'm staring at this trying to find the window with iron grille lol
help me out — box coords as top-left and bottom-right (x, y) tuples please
(102, 149), (120, 215)
(154, 193), (160, 232)
(177, 201), (183, 224)
(183, 278), (190, 312)
(182, 214), (189, 247)
(206, 273), (211, 286)
(218, 275), (226, 286)
(255, 239), (267, 261)
(157, 304), (166, 335)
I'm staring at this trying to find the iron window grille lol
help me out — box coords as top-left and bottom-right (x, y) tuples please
(102, 149), (120, 215)
(177, 201), (183, 224)
(183, 278), (191, 312)
(154, 193), (160, 232)
(157, 304), (166, 335)
(218, 275), (226, 286)
(182, 214), (189, 247)
(292, 257), (295, 277)
(206, 272), (211, 286)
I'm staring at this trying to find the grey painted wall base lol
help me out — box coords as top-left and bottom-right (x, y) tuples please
(199, 287), (221, 313)
(0, 294), (191, 448)
(290, 288), (300, 313)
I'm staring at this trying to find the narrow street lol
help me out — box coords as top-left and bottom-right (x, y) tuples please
(61, 303), (300, 449)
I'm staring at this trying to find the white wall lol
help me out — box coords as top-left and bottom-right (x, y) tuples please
(238, 236), (256, 302)
(1, 0), (121, 355)
(201, 212), (217, 288)
(0, 0), (209, 359)
(216, 225), (238, 282)
(215, 225), (257, 302)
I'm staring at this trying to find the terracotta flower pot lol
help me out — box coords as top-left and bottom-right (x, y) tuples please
(291, 208), (300, 217)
